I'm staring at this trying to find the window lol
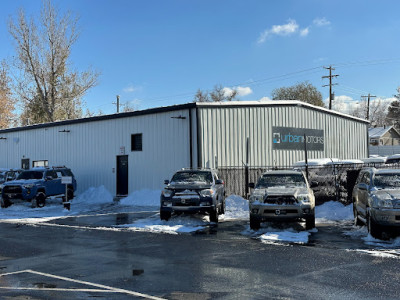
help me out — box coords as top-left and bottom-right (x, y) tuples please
(33, 160), (48, 167)
(131, 134), (142, 151)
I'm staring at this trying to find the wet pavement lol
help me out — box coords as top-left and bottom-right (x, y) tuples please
(0, 211), (399, 299)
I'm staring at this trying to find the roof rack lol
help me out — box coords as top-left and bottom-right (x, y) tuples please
(180, 167), (214, 171)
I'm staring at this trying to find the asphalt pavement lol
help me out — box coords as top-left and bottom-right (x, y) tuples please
(0, 212), (399, 299)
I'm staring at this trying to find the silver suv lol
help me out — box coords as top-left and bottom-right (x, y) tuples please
(249, 170), (316, 230)
(353, 168), (400, 239)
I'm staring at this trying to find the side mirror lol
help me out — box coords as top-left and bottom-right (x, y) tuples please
(215, 179), (224, 185)
(164, 180), (170, 185)
(46, 176), (53, 181)
(310, 181), (319, 188)
(248, 182), (255, 189)
(358, 183), (368, 191)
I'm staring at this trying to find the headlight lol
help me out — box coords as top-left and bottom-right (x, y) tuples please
(373, 198), (393, 208)
(297, 195), (310, 203)
(23, 184), (34, 189)
(200, 189), (214, 197)
(162, 189), (173, 197)
(371, 194), (393, 209)
(249, 194), (264, 203)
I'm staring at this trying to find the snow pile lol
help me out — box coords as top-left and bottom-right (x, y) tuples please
(0, 185), (114, 223)
(119, 189), (160, 207)
(259, 231), (310, 245)
(118, 214), (209, 234)
(223, 195), (249, 220)
(74, 185), (113, 205)
(242, 225), (314, 245)
(315, 201), (353, 223)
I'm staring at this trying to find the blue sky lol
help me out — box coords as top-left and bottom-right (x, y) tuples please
(1, 0), (400, 115)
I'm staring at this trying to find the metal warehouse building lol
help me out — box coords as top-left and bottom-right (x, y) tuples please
(0, 101), (369, 195)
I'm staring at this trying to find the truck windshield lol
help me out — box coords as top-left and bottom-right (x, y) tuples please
(256, 174), (306, 188)
(17, 171), (44, 180)
(171, 171), (213, 184)
(374, 173), (400, 189)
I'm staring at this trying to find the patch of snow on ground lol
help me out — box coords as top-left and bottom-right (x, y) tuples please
(117, 214), (210, 234)
(0, 185), (115, 223)
(316, 201), (353, 223)
(242, 224), (313, 245)
(119, 189), (160, 207)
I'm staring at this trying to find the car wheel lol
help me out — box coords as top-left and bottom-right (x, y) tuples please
(250, 215), (260, 230)
(160, 210), (171, 221)
(35, 192), (46, 208)
(305, 213), (315, 230)
(220, 198), (226, 215)
(0, 197), (11, 208)
(367, 211), (383, 240)
(209, 208), (219, 223)
(353, 205), (363, 226)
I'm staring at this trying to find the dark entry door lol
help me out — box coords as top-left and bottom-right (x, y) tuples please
(116, 155), (129, 196)
(21, 158), (30, 170)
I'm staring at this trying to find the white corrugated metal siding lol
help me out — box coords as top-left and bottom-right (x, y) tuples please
(197, 103), (368, 167)
(0, 108), (196, 194)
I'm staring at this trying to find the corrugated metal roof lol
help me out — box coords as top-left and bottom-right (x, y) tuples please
(368, 126), (393, 138)
(0, 100), (369, 134)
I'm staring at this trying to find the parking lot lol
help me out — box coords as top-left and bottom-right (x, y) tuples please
(0, 189), (399, 299)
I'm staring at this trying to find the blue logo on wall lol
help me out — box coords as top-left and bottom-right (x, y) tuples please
(272, 126), (324, 151)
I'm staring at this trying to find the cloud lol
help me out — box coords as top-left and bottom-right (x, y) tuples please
(259, 96), (272, 101)
(223, 86), (253, 97)
(123, 84), (136, 93)
(326, 95), (394, 114)
(300, 27), (310, 37)
(257, 19), (299, 43)
(313, 17), (330, 27)
(257, 18), (331, 44)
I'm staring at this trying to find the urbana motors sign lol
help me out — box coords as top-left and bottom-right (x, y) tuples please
(272, 126), (324, 151)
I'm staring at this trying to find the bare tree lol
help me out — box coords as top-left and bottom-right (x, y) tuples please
(271, 81), (325, 107)
(350, 99), (389, 127)
(8, 0), (99, 124)
(385, 87), (400, 129)
(193, 85), (238, 102)
(0, 61), (16, 128)
(194, 89), (210, 102)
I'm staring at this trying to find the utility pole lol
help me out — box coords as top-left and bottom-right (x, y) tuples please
(113, 95), (121, 113)
(322, 66), (339, 110)
(361, 93), (376, 120)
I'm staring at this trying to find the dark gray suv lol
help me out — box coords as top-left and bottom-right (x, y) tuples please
(353, 167), (400, 239)
(160, 169), (225, 222)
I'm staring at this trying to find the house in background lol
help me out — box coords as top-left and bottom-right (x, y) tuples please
(368, 126), (400, 146)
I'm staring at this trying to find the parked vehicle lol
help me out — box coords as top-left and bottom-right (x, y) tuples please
(0, 166), (77, 208)
(353, 167), (400, 239)
(248, 170), (316, 230)
(385, 154), (400, 164)
(0, 169), (22, 184)
(160, 168), (225, 222)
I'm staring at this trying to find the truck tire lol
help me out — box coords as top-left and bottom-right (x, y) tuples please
(1, 196), (12, 208)
(35, 192), (46, 208)
(209, 208), (219, 223)
(250, 215), (260, 230)
(305, 214), (316, 230)
(367, 212), (383, 240)
(353, 205), (363, 226)
(160, 210), (171, 221)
